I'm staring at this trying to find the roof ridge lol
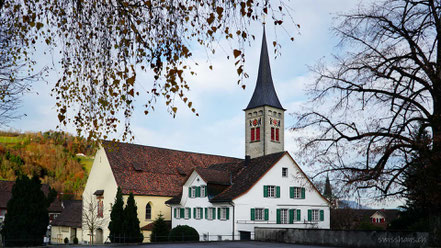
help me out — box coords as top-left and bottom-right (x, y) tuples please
(102, 140), (241, 160)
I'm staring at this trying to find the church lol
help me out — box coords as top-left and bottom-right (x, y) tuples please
(82, 27), (329, 244)
(166, 28), (330, 240)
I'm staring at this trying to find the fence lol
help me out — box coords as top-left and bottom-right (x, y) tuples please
(255, 227), (429, 248)
(108, 233), (243, 243)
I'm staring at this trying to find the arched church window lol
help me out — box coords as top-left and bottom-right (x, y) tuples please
(259, 110), (263, 115)
(146, 203), (152, 220)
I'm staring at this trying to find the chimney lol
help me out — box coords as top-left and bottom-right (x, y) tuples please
(244, 155), (251, 167)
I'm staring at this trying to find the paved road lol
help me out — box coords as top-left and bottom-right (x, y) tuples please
(124, 241), (337, 248)
(64, 241), (336, 247)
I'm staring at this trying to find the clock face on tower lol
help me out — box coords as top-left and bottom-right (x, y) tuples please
(269, 117), (281, 127)
(249, 117), (262, 127)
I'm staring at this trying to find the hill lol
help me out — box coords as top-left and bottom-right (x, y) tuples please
(0, 130), (96, 199)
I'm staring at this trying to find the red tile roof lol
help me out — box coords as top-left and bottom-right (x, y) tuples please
(102, 141), (241, 196)
(166, 151), (330, 204)
(166, 152), (286, 204)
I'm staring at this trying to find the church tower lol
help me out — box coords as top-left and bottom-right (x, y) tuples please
(245, 27), (285, 158)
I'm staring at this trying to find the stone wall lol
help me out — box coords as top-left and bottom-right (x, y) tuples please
(254, 227), (429, 248)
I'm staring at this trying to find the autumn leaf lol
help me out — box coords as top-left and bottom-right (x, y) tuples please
(233, 49), (242, 58)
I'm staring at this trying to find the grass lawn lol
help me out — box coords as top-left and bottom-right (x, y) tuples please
(78, 156), (94, 174)
(0, 136), (26, 144)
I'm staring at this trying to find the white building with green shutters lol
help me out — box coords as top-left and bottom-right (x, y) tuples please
(166, 27), (330, 240)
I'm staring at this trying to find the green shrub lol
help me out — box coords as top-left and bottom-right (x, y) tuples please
(168, 225), (199, 242)
(64, 237), (69, 244)
(73, 237), (78, 244)
(150, 214), (169, 242)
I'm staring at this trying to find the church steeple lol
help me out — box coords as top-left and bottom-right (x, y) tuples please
(244, 27), (285, 158)
(245, 27), (284, 111)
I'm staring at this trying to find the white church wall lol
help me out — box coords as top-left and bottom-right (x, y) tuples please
(81, 145), (118, 244)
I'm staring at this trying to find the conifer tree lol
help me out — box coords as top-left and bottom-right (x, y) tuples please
(123, 192), (143, 243)
(108, 187), (124, 243)
(150, 214), (169, 242)
(1, 176), (54, 246)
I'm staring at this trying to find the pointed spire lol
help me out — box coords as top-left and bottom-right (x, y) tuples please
(324, 173), (333, 199)
(245, 26), (284, 110)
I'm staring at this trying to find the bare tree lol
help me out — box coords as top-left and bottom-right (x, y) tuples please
(0, 3), (46, 127)
(293, 0), (441, 201)
(82, 194), (108, 245)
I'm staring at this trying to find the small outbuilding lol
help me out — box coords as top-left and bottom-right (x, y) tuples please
(51, 200), (83, 244)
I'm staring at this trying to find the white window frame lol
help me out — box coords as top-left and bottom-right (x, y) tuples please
(175, 208), (181, 219)
(267, 185), (276, 197)
(255, 208), (265, 221)
(190, 187), (196, 198)
(311, 209), (320, 222)
(185, 208), (191, 219)
(201, 186), (206, 197)
(293, 187), (302, 199)
(220, 207), (227, 220)
(282, 167), (288, 177)
(280, 209), (289, 224)
(195, 207), (202, 219)
(207, 207), (215, 220)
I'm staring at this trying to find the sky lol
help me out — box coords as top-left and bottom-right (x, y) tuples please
(6, 0), (403, 208)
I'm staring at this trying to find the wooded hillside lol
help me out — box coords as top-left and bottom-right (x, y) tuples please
(0, 131), (96, 199)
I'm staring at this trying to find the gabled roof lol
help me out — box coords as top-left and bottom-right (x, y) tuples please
(102, 141), (241, 196)
(0, 180), (63, 212)
(210, 152), (286, 202)
(331, 209), (400, 222)
(245, 27), (284, 111)
(51, 200), (82, 228)
(167, 151), (331, 205)
(166, 152), (286, 204)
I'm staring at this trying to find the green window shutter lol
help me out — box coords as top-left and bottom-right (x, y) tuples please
(296, 209), (301, 221)
(320, 210), (324, 221)
(276, 186), (280, 198)
(217, 208), (221, 219)
(263, 185), (268, 197)
(276, 209), (281, 224)
(307, 209), (312, 221)
(301, 187), (305, 199)
(205, 208), (208, 219)
(264, 209), (269, 221)
(226, 208), (230, 220)
(290, 187), (294, 198)
(213, 208), (216, 219)
(194, 208), (196, 218)
(289, 209), (294, 224)
(174, 208), (177, 218)
(180, 208), (185, 218)
(196, 186), (201, 197)
(188, 187), (192, 197)
(250, 208), (255, 221)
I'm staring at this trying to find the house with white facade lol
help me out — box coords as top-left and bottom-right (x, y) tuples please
(166, 27), (330, 240)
